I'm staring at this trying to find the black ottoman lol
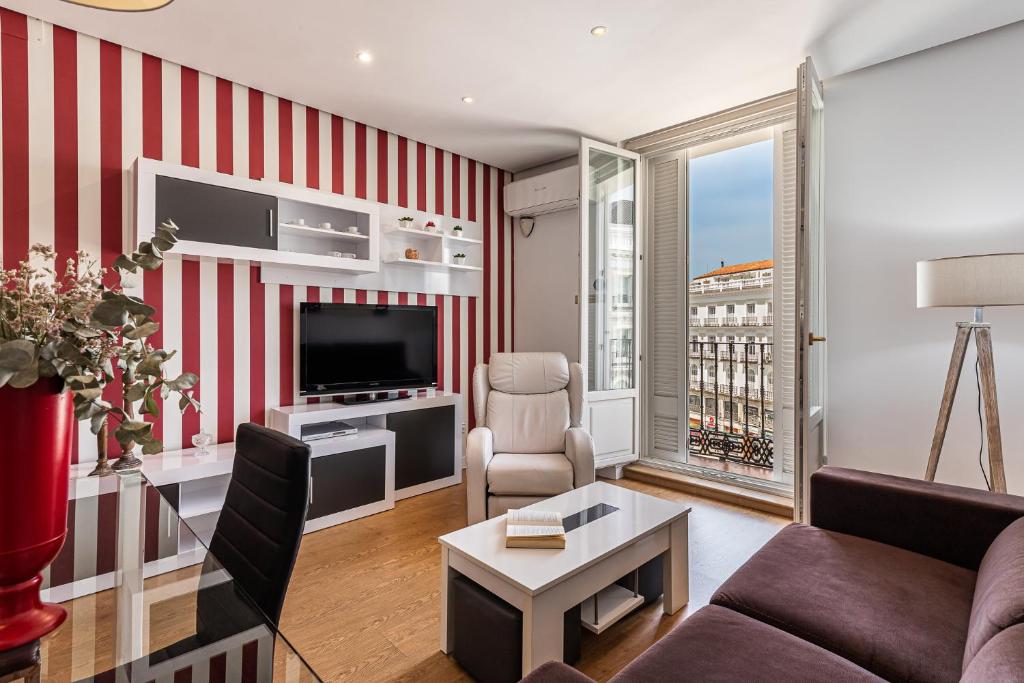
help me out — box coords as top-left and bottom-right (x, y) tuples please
(451, 574), (581, 683)
(615, 555), (664, 604)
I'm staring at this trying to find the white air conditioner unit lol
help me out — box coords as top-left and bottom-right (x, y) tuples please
(503, 166), (579, 217)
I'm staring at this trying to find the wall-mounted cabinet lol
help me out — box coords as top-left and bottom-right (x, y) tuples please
(135, 158), (381, 274)
(134, 158), (482, 297)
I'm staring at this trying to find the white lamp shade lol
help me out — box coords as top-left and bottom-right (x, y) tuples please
(917, 253), (1024, 308)
(60, 0), (173, 10)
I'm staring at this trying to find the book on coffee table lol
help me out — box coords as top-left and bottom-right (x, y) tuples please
(505, 509), (565, 549)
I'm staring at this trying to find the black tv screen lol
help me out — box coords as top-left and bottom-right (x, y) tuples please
(299, 302), (437, 396)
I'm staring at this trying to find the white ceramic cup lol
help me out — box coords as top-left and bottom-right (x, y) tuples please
(347, 226), (360, 234)
(319, 222), (332, 230)
(295, 218), (305, 226)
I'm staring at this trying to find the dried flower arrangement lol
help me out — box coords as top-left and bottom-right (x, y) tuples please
(0, 220), (199, 466)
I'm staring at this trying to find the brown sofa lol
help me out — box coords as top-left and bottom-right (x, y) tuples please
(523, 467), (1024, 683)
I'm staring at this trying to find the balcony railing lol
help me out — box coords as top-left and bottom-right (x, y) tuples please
(689, 275), (773, 295)
(686, 340), (774, 469)
(691, 314), (773, 328)
(606, 338), (633, 389)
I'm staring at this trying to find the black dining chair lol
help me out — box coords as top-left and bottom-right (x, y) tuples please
(175, 422), (312, 656)
(125, 424), (312, 676)
(204, 422), (312, 626)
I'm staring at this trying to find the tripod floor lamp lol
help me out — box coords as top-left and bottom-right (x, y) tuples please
(918, 252), (1024, 493)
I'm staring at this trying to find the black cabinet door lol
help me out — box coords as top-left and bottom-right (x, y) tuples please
(388, 405), (456, 490)
(155, 175), (277, 250)
(308, 446), (387, 520)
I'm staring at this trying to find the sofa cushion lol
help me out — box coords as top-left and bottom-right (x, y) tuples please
(489, 352), (569, 394)
(964, 516), (1024, 667)
(487, 453), (573, 496)
(611, 605), (884, 683)
(961, 623), (1024, 683)
(487, 390), (570, 453)
(710, 523), (976, 683)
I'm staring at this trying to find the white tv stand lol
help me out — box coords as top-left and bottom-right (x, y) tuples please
(269, 391), (463, 502)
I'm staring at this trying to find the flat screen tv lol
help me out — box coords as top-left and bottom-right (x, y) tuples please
(299, 302), (437, 396)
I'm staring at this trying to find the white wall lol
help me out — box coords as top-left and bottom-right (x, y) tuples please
(512, 209), (581, 362)
(824, 21), (1024, 493)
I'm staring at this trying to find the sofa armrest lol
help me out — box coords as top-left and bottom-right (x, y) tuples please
(520, 662), (595, 683)
(810, 466), (1024, 569)
(466, 427), (494, 524)
(565, 427), (596, 488)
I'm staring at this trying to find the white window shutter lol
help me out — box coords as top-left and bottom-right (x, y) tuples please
(648, 154), (684, 456)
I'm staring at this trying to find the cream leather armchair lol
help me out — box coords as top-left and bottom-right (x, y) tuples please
(466, 352), (596, 524)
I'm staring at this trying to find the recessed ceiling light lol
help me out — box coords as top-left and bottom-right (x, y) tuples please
(355, 51), (373, 64)
(590, 25), (608, 37)
(462, 96), (474, 104)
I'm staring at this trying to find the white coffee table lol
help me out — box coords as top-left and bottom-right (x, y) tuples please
(439, 482), (690, 674)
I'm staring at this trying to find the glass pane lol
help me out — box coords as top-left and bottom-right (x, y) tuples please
(586, 148), (636, 391)
(38, 474), (323, 682)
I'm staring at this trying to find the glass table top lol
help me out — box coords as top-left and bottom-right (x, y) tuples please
(28, 471), (320, 682)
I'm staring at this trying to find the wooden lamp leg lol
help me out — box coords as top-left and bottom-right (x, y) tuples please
(974, 327), (1007, 493)
(925, 325), (972, 482)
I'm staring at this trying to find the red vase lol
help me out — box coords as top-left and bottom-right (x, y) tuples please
(0, 378), (73, 650)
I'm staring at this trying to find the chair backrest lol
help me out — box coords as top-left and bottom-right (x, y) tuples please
(473, 352), (583, 454)
(206, 423), (311, 625)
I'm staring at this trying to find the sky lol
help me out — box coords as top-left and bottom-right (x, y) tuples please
(688, 139), (774, 280)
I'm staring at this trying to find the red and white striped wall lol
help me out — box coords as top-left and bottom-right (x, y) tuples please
(0, 10), (514, 463)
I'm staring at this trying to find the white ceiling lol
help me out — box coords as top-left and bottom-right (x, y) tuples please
(8, 0), (1024, 171)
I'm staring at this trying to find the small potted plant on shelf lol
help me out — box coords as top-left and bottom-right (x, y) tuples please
(424, 220), (437, 233)
(453, 253), (467, 266)
(452, 225), (463, 237)
(398, 216), (414, 229)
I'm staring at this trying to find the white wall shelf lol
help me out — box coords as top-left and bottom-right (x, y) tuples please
(387, 226), (445, 240)
(279, 223), (370, 241)
(385, 257), (446, 268)
(133, 157), (483, 297)
(447, 234), (482, 245)
(384, 257), (483, 272)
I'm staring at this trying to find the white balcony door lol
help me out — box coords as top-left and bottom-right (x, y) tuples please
(794, 57), (827, 521)
(580, 138), (641, 467)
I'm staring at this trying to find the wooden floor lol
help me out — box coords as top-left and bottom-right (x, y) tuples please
(278, 477), (788, 682)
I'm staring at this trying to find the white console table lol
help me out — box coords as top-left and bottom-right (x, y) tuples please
(42, 393), (462, 602)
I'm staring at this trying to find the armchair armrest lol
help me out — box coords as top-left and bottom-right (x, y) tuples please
(465, 427), (494, 524)
(810, 466), (1024, 569)
(565, 427), (595, 488)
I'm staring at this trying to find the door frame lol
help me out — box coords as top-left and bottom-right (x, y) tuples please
(794, 56), (826, 521)
(579, 137), (643, 467)
(630, 99), (798, 497)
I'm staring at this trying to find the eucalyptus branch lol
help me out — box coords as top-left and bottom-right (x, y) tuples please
(0, 219), (201, 457)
